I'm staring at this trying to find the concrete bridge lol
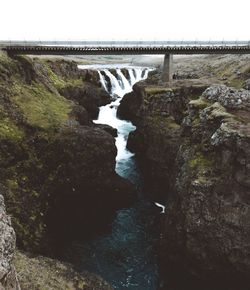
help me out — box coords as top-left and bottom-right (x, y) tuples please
(1, 40), (250, 83)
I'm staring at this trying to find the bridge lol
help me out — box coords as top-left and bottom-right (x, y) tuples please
(1, 40), (250, 83)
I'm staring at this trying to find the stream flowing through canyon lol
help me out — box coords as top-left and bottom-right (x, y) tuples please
(63, 65), (161, 289)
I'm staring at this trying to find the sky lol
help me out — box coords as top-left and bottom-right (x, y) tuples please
(0, 0), (249, 41)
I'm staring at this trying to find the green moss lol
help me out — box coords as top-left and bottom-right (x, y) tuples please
(189, 97), (211, 110)
(14, 251), (114, 290)
(147, 115), (180, 130)
(145, 86), (173, 95)
(46, 66), (66, 88)
(46, 65), (83, 90)
(208, 102), (235, 121)
(192, 117), (200, 126)
(0, 106), (24, 140)
(6, 178), (19, 191)
(226, 78), (243, 89)
(164, 116), (181, 129)
(11, 83), (72, 129)
(188, 151), (214, 170)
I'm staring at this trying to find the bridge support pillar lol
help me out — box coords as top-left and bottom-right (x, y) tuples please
(162, 53), (173, 84)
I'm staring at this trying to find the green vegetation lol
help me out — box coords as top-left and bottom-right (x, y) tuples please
(11, 83), (72, 129)
(0, 105), (24, 140)
(188, 151), (214, 170)
(147, 115), (180, 130)
(189, 97), (211, 110)
(145, 86), (173, 94)
(46, 65), (83, 90)
(14, 251), (113, 290)
(0, 53), (82, 251)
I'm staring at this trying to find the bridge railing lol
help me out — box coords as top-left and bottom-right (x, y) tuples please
(1, 40), (250, 48)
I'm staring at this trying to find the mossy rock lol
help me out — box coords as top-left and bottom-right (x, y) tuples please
(11, 83), (72, 130)
(188, 151), (214, 171)
(146, 115), (180, 130)
(0, 105), (24, 140)
(145, 86), (173, 95)
(14, 251), (114, 290)
(189, 97), (211, 110)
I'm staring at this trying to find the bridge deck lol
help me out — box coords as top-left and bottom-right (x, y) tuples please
(1, 41), (250, 55)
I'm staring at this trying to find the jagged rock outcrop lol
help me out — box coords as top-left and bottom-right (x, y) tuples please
(161, 87), (250, 289)
(0, 186), (20, 290)
(59, 82), (110, 119)
(119, 81), (207, 199)
(46, 125), (136, 238)
(94, 124), (118, 137)
(122, 78), (250, 289)
(243, 79), (250, 90)
(202, 84), (250, 109)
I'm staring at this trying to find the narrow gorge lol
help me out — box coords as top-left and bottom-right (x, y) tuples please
(61, 65), (161, 290)
(1, 52), (250, 290)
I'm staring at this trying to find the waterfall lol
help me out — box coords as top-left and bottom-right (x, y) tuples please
(97, 70), (109, 93)
(102, 69), (123, 97)
(94, 67), (150, 178)
(68, 65), (159, 290)
(116, 69), (131, 93)
(128, 68), (137, 86)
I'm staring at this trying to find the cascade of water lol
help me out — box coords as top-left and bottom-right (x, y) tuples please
(95, 67), (149, 177)
(116, 69), (132, 94)
(128, 68), (137, 86)
(68, 65), (159, 290)
(103, 69), (123, 97)
(97, 70), (109, 93)
(135, 68), (144, 82)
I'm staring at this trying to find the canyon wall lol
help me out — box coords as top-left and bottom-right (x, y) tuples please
(0, 52), (138, 289)
(0, 185), (20, 290)
(121, 72), (250, 289)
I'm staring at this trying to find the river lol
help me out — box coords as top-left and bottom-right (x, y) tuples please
(63, 64), (161, 289)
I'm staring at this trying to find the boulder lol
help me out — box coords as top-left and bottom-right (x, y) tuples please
(59, 82), (111, 119)
(243, 79), (250, 90)
(117, 84), (144, 124)
(94, 124), (118, 137)
(202, 84), (250, 110)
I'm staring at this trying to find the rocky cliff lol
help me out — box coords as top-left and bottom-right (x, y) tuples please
(0, 52), (136, 251)
(0, 52), (135, 288)
(120, 71), (250, 289)
(118, 80), (207, 200)
(162, 85), (250, 290)
(0, 185), (20, 290)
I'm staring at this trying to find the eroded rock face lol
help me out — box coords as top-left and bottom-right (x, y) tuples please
(45, 125), (136, 239)
(161, 86), (250, 289)
(0, 186), (20, 290)
(243, 79), (250, 90)
(59, 82), (111, 119)
(117, 84), (145, 123)
(202, 84), (250, 110)
(0, 54), (134, 252)
(14, 251), (114, 290)
(121, 81), (206, 200)
(124, 79), (250, 289)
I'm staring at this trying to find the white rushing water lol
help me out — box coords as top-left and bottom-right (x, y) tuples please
(67, 65), (159, 290)
(94, 66), (150, 177)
